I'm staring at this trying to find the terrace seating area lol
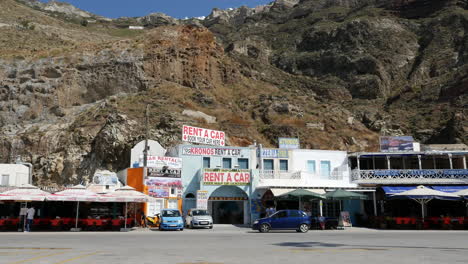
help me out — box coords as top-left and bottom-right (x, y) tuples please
(0, 217), (134, 231)
(369, 216), (468, 230)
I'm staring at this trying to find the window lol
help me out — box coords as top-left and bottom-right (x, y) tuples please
(263, 159), (274, 170)
(307, 160), (316, 173)
(222, 158), (232, 169)
(238, 158), (249, 169)
(289, 211), (302, 217)
(279, 160), (288, 171)
(272, 211), (287, 218)
(1, 174), (9, 186)
(203, 157), (210, 168)
(170, 188), (176, 195)
(320, 161), (331, 178)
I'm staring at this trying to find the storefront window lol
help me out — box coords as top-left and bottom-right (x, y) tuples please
(203, 157), (210, 168)
(263, 159), (274, 170)
(307, 160), (316, 173)
(238, 158), (249, 169)
(320, 160), (331, 178)
(223, 158), (232, 169)
(280, 160), (288, 171)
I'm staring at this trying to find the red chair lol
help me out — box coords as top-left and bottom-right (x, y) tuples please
(50, 219), (63, 230)
(0, 219), (7, 231)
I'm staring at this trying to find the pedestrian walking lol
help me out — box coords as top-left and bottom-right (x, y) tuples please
(26, 207), (35, 232)
(141, 211), (147, 228)
(318, 215), (326, 230)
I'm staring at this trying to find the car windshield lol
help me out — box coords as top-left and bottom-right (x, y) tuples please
(192, 210), (209, 216)
(162, 210), (181, 217)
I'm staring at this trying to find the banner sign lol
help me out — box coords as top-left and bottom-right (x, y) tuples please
(182, 147), (242, 157)
(259, 148), (289, 158)
(278, 138), (300, 149)
(140, 156), (182, 178)
(202, 169), (251, 186)
(139, 156), (182, 168)
(374, 169), (468, 177)
(196, 190), (209, 210)
(380, 136), (414, 152)
(338, 211), (352, 227)
(145, 177), (182, 188)
(182, 125), (225, 146)
(148, 186), (170, 198)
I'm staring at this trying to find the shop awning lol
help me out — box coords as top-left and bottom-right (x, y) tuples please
(431, 186), (468, 193)
(382, 186), (417, 195)
(270, 188), (325, 197)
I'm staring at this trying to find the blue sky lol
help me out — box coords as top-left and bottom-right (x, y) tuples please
(40, 0), (273, 19)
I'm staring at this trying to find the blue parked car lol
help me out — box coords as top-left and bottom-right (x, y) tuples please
(252, 210), (311, 233)
(158, 209), (184, 231)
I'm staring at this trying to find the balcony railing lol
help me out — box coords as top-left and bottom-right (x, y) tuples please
(352, 169), (468, 184)
(259, 170), (301, 180)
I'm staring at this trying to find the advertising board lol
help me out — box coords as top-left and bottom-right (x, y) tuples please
(259, 148), (289, 158)
(196, 190), (208, 210)
(278, 138), (300, 149)
(202, 169), (250, 186)
(182, 125), (225, 146)
(181, 147), (242, 157)
(380, 136), (414, 152)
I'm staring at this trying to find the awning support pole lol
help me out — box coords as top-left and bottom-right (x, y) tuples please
(418, 155), (422, 170)
(373, 192), (377, 216)
(357, 156), (361, 170)
(319, 200), (323, 217)
(463, 156), (467, 169)
(124, 202), (128, 229)
(75, 201), (80, 229)
(448, 154), (453, 169)
(386, 156), (391, 170)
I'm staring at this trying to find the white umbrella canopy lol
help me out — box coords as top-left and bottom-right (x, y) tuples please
(390, 185), (460, 221)
(47, 185), (101, 202)
(0, 184), (50, 201)
(99, 186), (150, 203)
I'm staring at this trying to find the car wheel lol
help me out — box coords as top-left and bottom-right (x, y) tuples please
(259, 223), (270, 233)
(298, 224), (309, 233)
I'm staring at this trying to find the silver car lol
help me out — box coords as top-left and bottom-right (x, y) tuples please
(185, 208), (213, 229)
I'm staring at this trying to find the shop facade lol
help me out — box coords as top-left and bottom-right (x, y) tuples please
(349, 147), (468, 222)
(168, 144), (257, 225)
(253, 148), (374, 225)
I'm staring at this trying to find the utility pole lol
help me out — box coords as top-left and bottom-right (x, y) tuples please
(143, 104), (149, 179)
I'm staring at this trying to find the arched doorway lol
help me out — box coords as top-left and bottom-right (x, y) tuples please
(209, 186), (248, 225)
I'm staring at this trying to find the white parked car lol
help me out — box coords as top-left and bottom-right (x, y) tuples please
(185, 209), (213, 229)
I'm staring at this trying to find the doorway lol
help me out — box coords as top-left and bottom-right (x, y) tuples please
(211, 201), (244, 224)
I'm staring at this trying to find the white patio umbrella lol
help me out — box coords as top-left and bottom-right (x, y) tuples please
(0, 184), (50, 201)
(100, 186), (150, 229)
(47, 185), (101, 229)
(389, 185), (460, 222)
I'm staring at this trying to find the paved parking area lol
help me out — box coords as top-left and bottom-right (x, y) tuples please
(1, 226), (467, 264)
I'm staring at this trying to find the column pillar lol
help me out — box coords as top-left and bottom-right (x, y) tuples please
(372, 156), (376, 169)
(463, 156), (467, 169)
(433, 156), (436, 169)
(319, 200), (323, 217)
(386, 156), (391, 170)
(418, 155), (422, 170)
(357, 155), (361, 170)
(372, 192), (377, 216)
(402, 157), (406, 169)
(448, 154), (453, 169)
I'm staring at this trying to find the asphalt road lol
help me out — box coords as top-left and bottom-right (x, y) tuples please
(1, 226), (467, 264)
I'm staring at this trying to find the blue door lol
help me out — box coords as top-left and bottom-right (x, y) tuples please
(270, 211), (288, 229)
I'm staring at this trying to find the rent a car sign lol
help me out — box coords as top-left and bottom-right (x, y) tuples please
(182, 125), (225, 146)
(203, 169), (250, 186)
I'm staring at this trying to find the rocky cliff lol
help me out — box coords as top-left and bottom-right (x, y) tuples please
(0, 0), (466, 186)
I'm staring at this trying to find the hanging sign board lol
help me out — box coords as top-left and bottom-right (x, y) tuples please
(196, 190), (209, 210)
(202, 169), (250, 186)
(278, 138), (300, 149)
(259, 148), (289, 158)
(182, 125), (225, 146)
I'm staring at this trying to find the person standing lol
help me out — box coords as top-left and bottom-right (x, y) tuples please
(26, 207), (35, 232)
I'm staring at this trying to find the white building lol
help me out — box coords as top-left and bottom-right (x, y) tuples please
(130, 140), (166, 168)
(0, 164), (31, 187)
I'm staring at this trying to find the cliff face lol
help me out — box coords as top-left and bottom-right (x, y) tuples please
(0, 0), (466, 186)
(204, 0), (468, 144)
